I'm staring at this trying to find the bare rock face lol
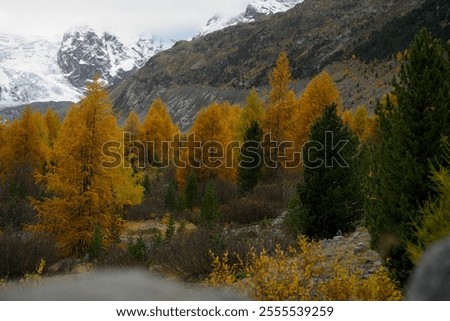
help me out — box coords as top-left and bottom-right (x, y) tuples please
(57, 27), (113, 88)
(407, 237), (450, 301)
(0, 269), (245, 301)
(57, 26), (163, 89)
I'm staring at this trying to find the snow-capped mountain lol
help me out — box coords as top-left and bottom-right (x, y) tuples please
(57, 26), (166, 88)
(0, 0), (302, 109)
(0, 33), (80, 108)
(199, 0), (303, 36)
(0, 27), (166, 108)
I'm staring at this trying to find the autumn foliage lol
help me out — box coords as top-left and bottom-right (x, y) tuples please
(31, 77), (143, 256)
(207, 236), (402, 301)
(177, 102), (241, 186)
(4, 30), (447, 302)
(139, 98), (178, 167)
(290, 71), (343, 149)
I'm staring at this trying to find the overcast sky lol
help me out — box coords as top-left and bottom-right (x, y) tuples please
(0, 0), (250, 42)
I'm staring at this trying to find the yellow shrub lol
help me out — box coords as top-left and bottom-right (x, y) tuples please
(318, 263), (402, 301)
(20, 258), (46, 286)
(245, 237), (325, 301)
(207, 251), (244, 286)
(206, 236), (402, 301)
(0, 278), (6, 289)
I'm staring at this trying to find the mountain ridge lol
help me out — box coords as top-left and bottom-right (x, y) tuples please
(111, 0), (447, 129)
(198, 0), (303, 36)
(0, 27), (164, 108)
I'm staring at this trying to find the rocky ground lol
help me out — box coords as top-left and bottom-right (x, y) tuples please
(1, 212), (383, 297)
(226, 212), (383, 279)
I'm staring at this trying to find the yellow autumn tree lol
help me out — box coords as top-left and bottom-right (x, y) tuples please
(178, 102), (240, 186)
(263, 52), (298, 170)
(0, 107), (49, 196)
(235, 88), (264, 141)
(122, 111), (142, 170)
(342, 106), (378, 142)
(292, 71), (343, 149)
(139, 98), (178, 167)
(44, 108), (61, 147)
(342, 110), (353, 127)
(269, 51), (292, 105)
(31, 77), (143, 256)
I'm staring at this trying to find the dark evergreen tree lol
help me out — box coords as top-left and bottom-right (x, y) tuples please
(165, 214), (176, 241)
(142, 175), (151, 194)
(365, 29), (450, 285)
(88, 225), (104, 259)
(185, 172), (199, 210)
(238, 120), (263, 194)
(293, 104), (360, 239)
(164, 180), (177, 211)
(175, 193), (186, 212)
(200, 182), (220, 226)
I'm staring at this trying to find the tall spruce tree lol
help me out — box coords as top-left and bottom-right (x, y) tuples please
(293, 104), (360, 239)
(185, 172), (199, 209)
(164, 180), (177, 211)
(238, 120), (263, 194)
(200, 182), (220, 227)
(365, 29), (450, 285)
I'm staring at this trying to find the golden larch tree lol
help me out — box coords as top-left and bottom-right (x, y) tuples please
(263, 52), (298, 170)
(178, 102), (240, 185)
(292, 71), (343, 149)
(235, 88), (264, 141)
(31, 77), (143, 256)
(44, 108), (61, 147)
(139, 98), (178, 167)
(122, 111), (142, 169)
(342, 106), (378, 142)
(269, 51), (292, 105)
(1, 107), (49, 195)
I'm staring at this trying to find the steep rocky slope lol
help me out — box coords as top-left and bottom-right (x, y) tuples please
(111, 0), (449, 129)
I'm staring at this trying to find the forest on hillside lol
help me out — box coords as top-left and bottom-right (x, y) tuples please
(0, 29), (449, 300)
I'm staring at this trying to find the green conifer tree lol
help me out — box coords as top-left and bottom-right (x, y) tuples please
(238, 120), (263, 194)
(165, 180), (177, 211)
(365, 29), (450, 285)
(200, 182), (220, 226)
(294, 104), (360, 239)
(165, 214), (176, 241)
(185, 172), (199, 210)
(88, 224), (104, 259)
(407, 139), (450, 264)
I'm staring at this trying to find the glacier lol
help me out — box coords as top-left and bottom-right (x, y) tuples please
(0, 28), (166, 108)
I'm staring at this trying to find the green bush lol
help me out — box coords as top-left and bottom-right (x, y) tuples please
(407, 158), (450, 263)
(127, 237), (148, 262)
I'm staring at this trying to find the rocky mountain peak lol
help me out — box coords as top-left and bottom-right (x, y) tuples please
(132, 36), (165, 67)
(57, 27), (163, 89)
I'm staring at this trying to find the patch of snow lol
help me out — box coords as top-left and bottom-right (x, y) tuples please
(198, 0), (304, 36)
(0, 32), (81, 107)
(0, 27), (171, 107)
